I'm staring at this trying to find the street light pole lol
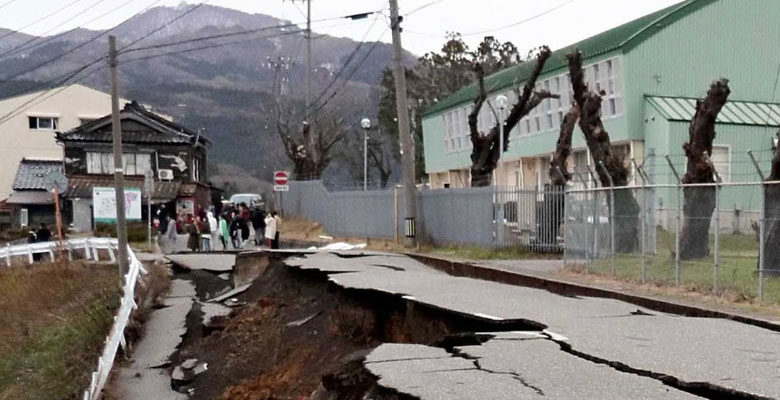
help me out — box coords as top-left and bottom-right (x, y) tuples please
(361, 118), (371, 191)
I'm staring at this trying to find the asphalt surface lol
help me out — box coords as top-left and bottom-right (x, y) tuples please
(286, 251), (780, 399)
(112, 279), (195, 400)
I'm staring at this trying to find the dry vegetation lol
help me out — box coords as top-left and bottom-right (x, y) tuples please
(0, 262), (121, 400)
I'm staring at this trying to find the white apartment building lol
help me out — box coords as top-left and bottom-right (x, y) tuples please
(0, 84), (130, 200)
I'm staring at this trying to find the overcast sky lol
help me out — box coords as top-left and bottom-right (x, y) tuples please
(0, 0), (685, 56)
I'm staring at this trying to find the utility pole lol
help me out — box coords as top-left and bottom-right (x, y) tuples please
(389, 0), (417, 247)
(305, 0), (312, 117)
(109, 35), (129, 280)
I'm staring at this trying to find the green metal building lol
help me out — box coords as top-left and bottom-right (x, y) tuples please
(421, 0), (780, 232)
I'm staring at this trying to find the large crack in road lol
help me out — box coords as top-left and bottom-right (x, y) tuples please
(121, 251), (779, 400)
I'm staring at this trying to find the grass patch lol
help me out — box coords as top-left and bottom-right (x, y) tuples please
(578, 228), (780, 305)
(418, 244), (550, 261)
(0, 262), (121, 400)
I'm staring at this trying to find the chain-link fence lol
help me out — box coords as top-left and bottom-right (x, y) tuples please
(564, 181), (780, 304)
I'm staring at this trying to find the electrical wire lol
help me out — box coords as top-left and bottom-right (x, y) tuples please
(0, 0), (165, 87)
(0, 0), (18, 11)
(0, 0), (135, 60)
(308, 14), (381, 113)
(313, 28), (389, 114)
(403, 0), (447, 16)
(0, 0), (87, 42)
(118, 0), (211, 52)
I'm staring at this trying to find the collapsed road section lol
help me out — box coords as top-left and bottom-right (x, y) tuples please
(111, 250), (779, 399)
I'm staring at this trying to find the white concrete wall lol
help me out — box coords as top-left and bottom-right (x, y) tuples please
(0, 84), (130, 199)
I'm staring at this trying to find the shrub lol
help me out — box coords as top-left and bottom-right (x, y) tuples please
(94, 221), (149, 242)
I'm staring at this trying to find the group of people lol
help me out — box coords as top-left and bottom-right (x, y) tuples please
(158, 202), (282, 253)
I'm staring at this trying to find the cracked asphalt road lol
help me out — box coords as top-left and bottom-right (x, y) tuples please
(286, 251), (780, 399)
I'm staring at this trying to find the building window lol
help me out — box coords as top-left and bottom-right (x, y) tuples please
(711, 146), (730, 182)
(29, 116), (59, 130)
(87, 152), (151, 176)
(192, 157), (201, 181)
(79, 118), (96, 125)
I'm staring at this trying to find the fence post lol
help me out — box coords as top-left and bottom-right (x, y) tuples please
(747, 150), (766, 302)
(705, 152), (722, 296)
(574, 170), (590, 271)
(665, 155), (682, 287)
(587, 166), (600, 264)
(5, 243), (10, 266)
(598, 161), (616, 276)
(632, 159), (648, 283)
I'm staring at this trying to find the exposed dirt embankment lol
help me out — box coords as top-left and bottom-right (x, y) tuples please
(173, 254), (537, 400)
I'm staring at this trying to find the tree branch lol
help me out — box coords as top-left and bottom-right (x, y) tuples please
(469, 63), (487, 145)
(549, 105), (580, 186)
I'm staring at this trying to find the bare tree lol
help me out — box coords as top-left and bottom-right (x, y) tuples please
(270, 63), (345, 180)
(762, 130), (780, 272)
(679, 79), (731, 259)
(567, 49), (640, 253)
(549, 106), (580, 186)
(534, 105), (581, 248)
(367, 134), (394, 188)
(469, 46), (556, 187)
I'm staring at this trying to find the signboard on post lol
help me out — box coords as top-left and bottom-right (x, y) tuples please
(273, 171), (289, 192)
(93, 187), (142, 222)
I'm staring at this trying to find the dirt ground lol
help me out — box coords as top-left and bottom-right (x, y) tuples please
(172, 254), (533, 400)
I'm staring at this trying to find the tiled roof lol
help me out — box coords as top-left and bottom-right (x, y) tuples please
(6, 191), (54, 205)
(12, 159), (63, 190)
(57, 101), (211, 146)
(424, 0), (716, 116)
(646, 96), (780, 126)
(66, 176), (182, 203)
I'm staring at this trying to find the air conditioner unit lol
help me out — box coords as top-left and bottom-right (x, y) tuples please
(158, 169), (174, 180)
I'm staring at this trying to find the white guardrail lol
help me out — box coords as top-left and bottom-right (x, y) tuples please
(0, 238), (147, 400)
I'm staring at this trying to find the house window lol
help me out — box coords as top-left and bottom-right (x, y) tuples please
(711, 146), (730, 182)
(192, 157), (201, 181)
(29, 116), (59, 130)
(87, 152), (151, 175)
(79, 118), (96, 125)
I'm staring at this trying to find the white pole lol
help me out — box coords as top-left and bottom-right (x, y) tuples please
(364, 127), (368, 191)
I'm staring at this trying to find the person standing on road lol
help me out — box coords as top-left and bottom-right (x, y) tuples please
(264, 212), (276, 248)
(219, 212), (229, 250)
(207, 211), (218, 250)
(164, 214), (177, 254)
(187, 217), (201, 252)
(36, 223), (52, 242)
(229, 211), (242, 249)
(251, 208), (266, 245)
(272, 211), (282, 249)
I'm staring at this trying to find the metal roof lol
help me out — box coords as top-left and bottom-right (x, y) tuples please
(57, 101), (211, 146)
(6, 191), (54, 205)
(646, 96), (780, 126)
(12, 159), (63, 190)
(424, 0), (717, 116)
(66, 176), (182, 203)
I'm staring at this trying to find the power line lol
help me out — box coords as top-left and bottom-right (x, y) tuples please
(460, 0), (577, 37)
(309, 14), (381, 111)
(403, 0), (447, 16)
(313, 28), (389, 114)
(0, 0), (113, 59)
(0, 0), (86, 42)
(0, 0), (165, 87)
(118, 0), (211, 52)
(0, 0), (18, 11)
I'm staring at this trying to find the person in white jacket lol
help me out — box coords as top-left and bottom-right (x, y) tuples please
(207, 211), (219, 250)
(264, 213), (276, 248)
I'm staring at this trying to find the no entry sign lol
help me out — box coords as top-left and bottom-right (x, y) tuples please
(274, 171), (289, 191)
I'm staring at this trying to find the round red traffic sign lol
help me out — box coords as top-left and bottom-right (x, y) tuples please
(274, 171), (289, 185)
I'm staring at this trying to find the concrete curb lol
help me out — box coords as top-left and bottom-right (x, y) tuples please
(406, 253), (780, 333)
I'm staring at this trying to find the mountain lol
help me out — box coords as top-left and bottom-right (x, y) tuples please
(0, 4), (415, 190)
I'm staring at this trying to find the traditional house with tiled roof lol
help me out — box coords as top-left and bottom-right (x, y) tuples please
(5, 158), (63, 228)
(56, 101), (212, 232)
(421, 0), (780, 232)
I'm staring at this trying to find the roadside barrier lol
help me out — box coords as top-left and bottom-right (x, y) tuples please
(0, 238), (147, 400)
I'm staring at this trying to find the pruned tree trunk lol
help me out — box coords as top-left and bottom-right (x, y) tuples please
(469, 47), (555, 187)
(567, 49), (639, 253)
(763, 130), (780, 273)
(679, 79), (730, 260)
(536, 106), (580, 248)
